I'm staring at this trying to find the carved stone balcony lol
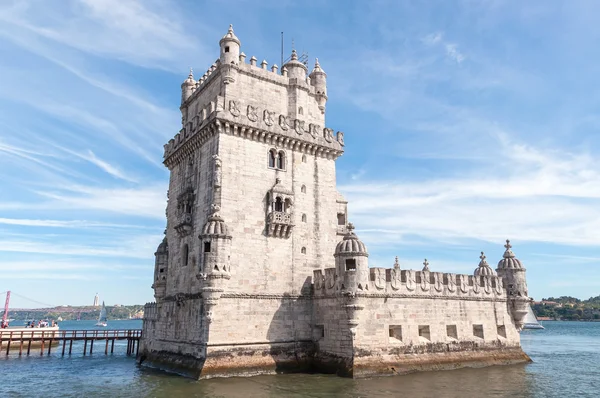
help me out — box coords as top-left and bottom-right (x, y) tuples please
(174, 213), (193, 236)
(267, 211), (294, 238)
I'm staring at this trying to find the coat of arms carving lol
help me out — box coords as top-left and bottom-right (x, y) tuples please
(374, 268), (386, 290)
(263, 109), (275, 126)
(309, 123), (320, 139)
(404, 270), (415, 291)
(247, 105), (258, 122)
(336, 131), (344, 146)
(446, 273), (456, 293)
(228, 100), (240, 117)
(314, 270), (324, 290)
(294, 119), (305, 135)
(324, 128), (334, 143)
(390, 268), (401, 290)
(278, 115), (290, 130)
(325, 268), (336, 289)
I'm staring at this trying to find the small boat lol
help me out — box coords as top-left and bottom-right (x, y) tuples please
(95, 302), (108, 327)
(522, 303), (544, 330)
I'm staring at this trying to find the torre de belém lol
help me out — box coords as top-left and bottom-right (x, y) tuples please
(139, 25), (532, 378)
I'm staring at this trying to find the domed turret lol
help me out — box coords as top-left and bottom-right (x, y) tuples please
(199, 205), (232, 274)
(219, 24), (241, 65)
(181, 68), (195, 104)
(202, 212), (230, 237)
(497, 239), (523, 270)
(496, 239), (530, 330)
(309, 58), (327, 112)
(282, 49), (308, 80)
(334, 223), (369, 293)
(474, 252), (496, 276)
(152, 236), (169, 302)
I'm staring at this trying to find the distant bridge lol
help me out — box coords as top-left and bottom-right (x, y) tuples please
(7, 307), (100, 313)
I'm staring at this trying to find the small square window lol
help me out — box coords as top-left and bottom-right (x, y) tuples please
(497, 325), (507, 338)
(225, 46), (230, 53)
(314, 325), (325, 340)
(473, 324), (484, 339)
(418, 325), (431, 341)
(345, 259), (356, 271)
(204, 242), (211, 253)
(389, 325), (402, 342)
(446, 325), (458, 339)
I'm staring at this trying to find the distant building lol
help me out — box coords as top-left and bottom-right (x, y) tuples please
(139, 25), (532, 379)
(93, 293), (99, 307)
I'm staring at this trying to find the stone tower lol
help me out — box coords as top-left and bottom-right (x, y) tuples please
(140, 25), (531, 379)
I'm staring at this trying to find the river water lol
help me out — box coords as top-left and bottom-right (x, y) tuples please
(0, 320), (598, 397)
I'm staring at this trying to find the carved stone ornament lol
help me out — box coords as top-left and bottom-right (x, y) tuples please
(278, 115), (290, 130)
(374, 268), (386, 290)
(213, 154), (222, 187)
(391, 268), (401, 290)
(473, 277), (481, 294)
(433, 273), (443, 292)
(247, 105), (258, 122)
(405, 270), (416, 291)
(294, 119), (305, 135)
(495, 277), (504, 295)
(459, 274), (469, 293)
(325, 268), (336, 289)
(263, 109), (275, 126)
(314, 271), (324, 290)
(420, 271), (430, 292)
(337, 131), (344, 146)
(447, 273), (457, 293)
(229, 100), (241, 117)
(483, 276), (492, 295)
(309, 123), (320, 139)
(324, 128), (334, 143)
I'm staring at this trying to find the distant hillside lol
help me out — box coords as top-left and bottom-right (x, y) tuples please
(5, 305), (145, 321)
(532, 295), (600, 320)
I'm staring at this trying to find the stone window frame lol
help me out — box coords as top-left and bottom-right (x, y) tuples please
(301, 185), (307, 193)
(388, 325), (403, 343)
(182, 244), (189, 266)
(301, 247), (307, 254)
(267, 148), (286, 171)
(301, 214), (307, 222)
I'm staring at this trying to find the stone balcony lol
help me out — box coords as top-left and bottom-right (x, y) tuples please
(267, 211), (294, 238)
(174, 213), (193, 236)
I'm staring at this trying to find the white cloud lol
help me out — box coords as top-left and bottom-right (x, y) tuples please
(445, 43), (465, 63)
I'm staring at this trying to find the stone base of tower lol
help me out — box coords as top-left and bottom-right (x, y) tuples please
(138, 341), (314, 379)
(351, 346), (532, 378)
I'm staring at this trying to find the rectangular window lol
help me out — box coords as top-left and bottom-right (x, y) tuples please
(345, 259), (356, 271)
(497, 325), (507, 338)
(204, 242), (211, 253)
(473, 324), (484, 339)
(314, 325), (325, 340)
(418, 325), (431, 341)
(446, 325), (458, 339)
(389, 325), (403, 342)
(337, 213), (346, 225)
(225, 46), (230, 53)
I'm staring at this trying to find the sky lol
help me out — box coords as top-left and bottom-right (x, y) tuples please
(1, 0), (600, 308)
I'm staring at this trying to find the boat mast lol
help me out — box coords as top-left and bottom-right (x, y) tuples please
(2, 291), (10, 324)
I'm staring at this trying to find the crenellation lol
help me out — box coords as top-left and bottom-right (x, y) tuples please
(141, 25), (531, 380)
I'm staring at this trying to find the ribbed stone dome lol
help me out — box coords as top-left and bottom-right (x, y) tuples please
(220, 24), (240, 45)
(335, 223), (368, 256)
(497, 240), (523, 270)
(200, 206), (231, 238)
(474, 252), (497, 276)
(155, 237), (168, 254)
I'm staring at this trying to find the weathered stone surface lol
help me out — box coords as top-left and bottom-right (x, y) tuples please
(139, 25), (532, 379)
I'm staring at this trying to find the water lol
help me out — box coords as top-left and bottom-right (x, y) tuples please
(1, 321), (598, 397)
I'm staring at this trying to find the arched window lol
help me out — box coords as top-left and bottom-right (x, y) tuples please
(277, 151), (285, 170)
(274, 197), (283, 212)
(302, 214), (307, 222)
(301, 247), (307, 254)
(301, 185), (306, 193)
(268, 150), (276, 168)
(298, 107), (303, 115)
(182, 244), (189, 266)
(302, 154), (307, 163)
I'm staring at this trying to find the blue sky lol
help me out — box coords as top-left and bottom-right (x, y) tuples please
(1, 0), (600, 308)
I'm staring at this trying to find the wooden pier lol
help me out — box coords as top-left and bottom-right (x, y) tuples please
(0, 329), (141, 357)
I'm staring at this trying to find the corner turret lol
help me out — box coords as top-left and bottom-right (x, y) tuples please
(309, 58), (327, 112)
(152, 236), (168, 302)
(181, 69), (195, 105)
(282, 49), (308, 80)
(474, 252), (496, 276)
(496, 240), (530, 330)
(219, 24), (241, 65)
(334, 223), (369, 293)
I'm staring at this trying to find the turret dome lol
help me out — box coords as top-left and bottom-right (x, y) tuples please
(497, 240), (523, 270)
(220, 24), (240, 46)
(182, 69), (195, 87)
(335, 223), (368, 257)
(155, 237), (168, 255)
(201, 205), (231, 238)
(474, 252), (496, 276)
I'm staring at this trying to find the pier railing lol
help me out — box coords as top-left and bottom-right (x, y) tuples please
(0, 329), (142, 357)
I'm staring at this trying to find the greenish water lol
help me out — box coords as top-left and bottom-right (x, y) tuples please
(1, 320), (598, 397)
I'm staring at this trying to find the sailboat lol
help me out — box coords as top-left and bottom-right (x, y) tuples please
(522, 303), (544, 330)
(95, 302), (108, 327)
